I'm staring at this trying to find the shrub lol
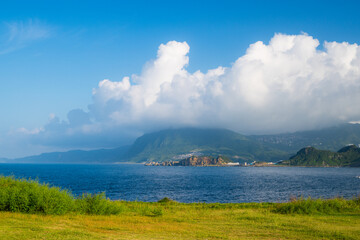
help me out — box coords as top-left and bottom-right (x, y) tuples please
(157, 197), (176, 203)
(0, 176), (74, 215)
(75, 193), (123, 215)
(0, 176), (125, 215)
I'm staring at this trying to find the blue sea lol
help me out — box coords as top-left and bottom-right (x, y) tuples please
(0, 164), (359, 203)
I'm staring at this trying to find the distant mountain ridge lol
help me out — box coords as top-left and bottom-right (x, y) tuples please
(250, 123), (360, 152)
(4, 123), (360, 164)
(12, 146), (130, 164)
(280, 144), (360, 167)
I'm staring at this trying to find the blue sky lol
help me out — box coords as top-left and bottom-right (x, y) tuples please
(1, 0), (360, 158)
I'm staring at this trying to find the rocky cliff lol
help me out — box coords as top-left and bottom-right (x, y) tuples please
(145, 156), (228, 166)
(177, 156), (227, 166)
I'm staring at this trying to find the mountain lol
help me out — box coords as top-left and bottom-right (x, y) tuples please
(250, 123), (360, 152)
(5, 123), (360, 164)
(279, 145), (360, 167)
(122, 128), (289, 163)
(11, 146), (130, 164)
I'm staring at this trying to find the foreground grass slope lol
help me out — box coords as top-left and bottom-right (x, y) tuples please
(1, 201), (360, 240)
(0, 176), (359, 239)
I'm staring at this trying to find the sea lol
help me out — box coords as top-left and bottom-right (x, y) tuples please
(0, 164), (359, 203)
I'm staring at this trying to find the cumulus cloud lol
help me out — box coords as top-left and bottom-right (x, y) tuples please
(89, 34), (360, 134)
(15, 33), (360, 151)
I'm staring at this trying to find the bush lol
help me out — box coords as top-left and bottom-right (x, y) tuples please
(157, 197), (176, 203)
(75, 193), (123, 215)
(0, 176), (74, 215)
(0, 176), (127, 215)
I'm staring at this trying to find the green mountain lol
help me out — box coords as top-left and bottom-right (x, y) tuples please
(280, 145), (360, 167)
(122, 128), (289, 163)
(250, 123), (360, 152)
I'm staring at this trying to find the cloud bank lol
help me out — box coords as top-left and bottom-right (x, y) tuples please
(15, 33), (360, 150)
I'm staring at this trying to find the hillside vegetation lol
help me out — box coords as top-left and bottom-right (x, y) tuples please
(123, 128), (289, 162)
(280, 145), (360, 167)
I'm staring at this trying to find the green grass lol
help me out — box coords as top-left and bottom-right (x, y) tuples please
(75, 193), (124, 215)
(0, 202), (359, 239)
(0, 176), (359, 239)
(274, 196), (360, 214)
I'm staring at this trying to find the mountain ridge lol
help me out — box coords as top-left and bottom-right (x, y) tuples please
(250, 123), (360, 152)
(11, 146), (130, 164)
(4, 123), (360, 164)
(122, 128), (288, 163)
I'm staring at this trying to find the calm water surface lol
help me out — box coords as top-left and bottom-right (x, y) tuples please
(0, 164), (359, 203)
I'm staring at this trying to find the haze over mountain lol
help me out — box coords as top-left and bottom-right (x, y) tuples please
(10, 146), (130, 164)
(250, 123), (360, 152)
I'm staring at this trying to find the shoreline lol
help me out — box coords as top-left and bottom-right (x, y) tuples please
(0, 162), (357, 167)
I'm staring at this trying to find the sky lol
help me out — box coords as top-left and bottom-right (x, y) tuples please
(1, 0), (360, 158)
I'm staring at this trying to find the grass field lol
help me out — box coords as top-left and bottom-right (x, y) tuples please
(0, 176), (359, 239)
(0, 201), (359, 240)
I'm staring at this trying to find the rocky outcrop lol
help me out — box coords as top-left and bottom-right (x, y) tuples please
(176, 156), (226, 166)
(145, 156), (228, 166)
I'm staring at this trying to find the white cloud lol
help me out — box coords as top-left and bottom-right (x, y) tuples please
(13, 33), (360, 153)
(0, 19), (51, 54)
(89, 33), (360, 135)
(16, 127), (43, 135)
